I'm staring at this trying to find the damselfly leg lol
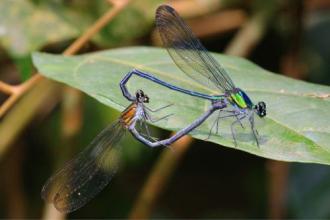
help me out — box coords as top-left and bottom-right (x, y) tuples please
(229, 111), (262, 147)
(144, 103), (174, 112)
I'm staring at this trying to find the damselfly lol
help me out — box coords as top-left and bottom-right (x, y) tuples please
(42, 89), (225, 213)
(120, 5), (266, 147)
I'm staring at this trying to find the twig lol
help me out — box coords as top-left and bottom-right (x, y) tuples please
(0, 75), (43, 118)
(107, 0), (129, 7)
(0, 0), (132, 158)
(0, 0), (132, 118)
(0, 81), (17, 94)
(63, 0), (132, 55)
(188, 9), (247, 38)
(168, 0), (223, 18)
(267, 160), (289, 219)
(61, 88), (83, 139)
(225, 9), (274, 56)
(129, 135), (193, 219)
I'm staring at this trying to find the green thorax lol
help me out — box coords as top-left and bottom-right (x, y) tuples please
(230, 92), (248, 109)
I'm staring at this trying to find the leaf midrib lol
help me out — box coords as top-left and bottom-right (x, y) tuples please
(75, 54), (330, 102)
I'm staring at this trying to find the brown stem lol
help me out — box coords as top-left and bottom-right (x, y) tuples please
(187, 9), (247, 38)
(129, 135), (193, 219)
(0, 0), (133, 119)
(168, 0), (223, 18)
(267, 161), (289, 219)
(0, 0), (133, 157)
(61, 87), (83, 139)
(225, 9), (274, 56)
(0, 81), (16, 94)
(63, 0), (132, 56)
(0, 75), (43, 118)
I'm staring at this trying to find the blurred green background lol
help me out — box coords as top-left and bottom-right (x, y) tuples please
(0, 0), (330, 218)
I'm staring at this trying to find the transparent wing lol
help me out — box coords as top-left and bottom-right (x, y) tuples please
(156, 5), (236, 93)
(41, 120), (125, 213)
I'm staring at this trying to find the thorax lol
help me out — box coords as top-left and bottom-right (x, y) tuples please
(120, 103), (145, 128)
(226, 88), (253, 110)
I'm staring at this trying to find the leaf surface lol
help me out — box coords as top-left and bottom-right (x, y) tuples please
(32, 47), (330, 165)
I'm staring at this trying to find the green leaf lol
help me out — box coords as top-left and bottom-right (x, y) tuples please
(32, 47), (330, 165)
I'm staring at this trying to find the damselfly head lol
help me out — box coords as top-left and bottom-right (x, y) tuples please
(136, 89), (149, 103)
(254, 101), (266, 117)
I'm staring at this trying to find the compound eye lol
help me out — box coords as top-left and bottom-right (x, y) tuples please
(257, 102), (266, 117)
(260, 101), (266, 109)
(136, 89), (144, 100)
(144, 96), (149, 103)
(254, 102), (266, 117)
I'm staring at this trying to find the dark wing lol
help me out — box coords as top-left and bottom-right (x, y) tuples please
(156, 5), (236, 93)
(41, 120), (125, 213)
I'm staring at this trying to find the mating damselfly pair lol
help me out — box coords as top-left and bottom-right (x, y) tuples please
(42, 4), (266, 213)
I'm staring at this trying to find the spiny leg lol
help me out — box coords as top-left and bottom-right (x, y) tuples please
(205, 109), (223, 141)
(230, 120), (239, 147)
(139, 118), (144, 128)
(144, 106), (173, 123)
(249, 115), (260, 147)
(215, 109), (223, 135)
(143, 118), (152, 140)
(140, 116), (173, 148)
(138, 112), (174, 145)
(209, 110), (223, 138)
(205, 110), (241, 141)
(148, 113), (174, 123)
(230, 114), (247, 147)
(139, 131), (160, 142)
(235, 114), (244, 129)
(138, 119), (160, 142)
(137, 116), (155, 141)
(218, 111), (242, 132)
(205, 115), (219, 141)
(145, 103), (173, 112)
(229, 108), (244, 129)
